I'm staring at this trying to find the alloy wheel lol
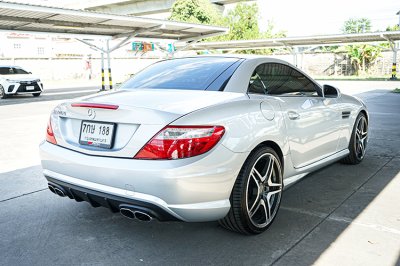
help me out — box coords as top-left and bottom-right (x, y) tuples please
(355, 116), (368, 160)
(246, 153), (282, 228)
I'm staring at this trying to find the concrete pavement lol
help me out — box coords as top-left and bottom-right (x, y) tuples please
(0, 81), (399, 266)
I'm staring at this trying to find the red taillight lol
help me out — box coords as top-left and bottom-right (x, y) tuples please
(71, 103), (119, 110)
(134, 126), (225, 160)
(46, 118), (57, 145)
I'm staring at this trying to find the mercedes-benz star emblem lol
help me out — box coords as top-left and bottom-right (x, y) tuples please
(87, 109), (96, 119)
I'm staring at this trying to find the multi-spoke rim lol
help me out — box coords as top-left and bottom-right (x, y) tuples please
(354, 116), (368, 160)
(245, 153), (282, 228)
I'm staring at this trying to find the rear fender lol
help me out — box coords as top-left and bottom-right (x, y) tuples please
(171, 98), (289, 156)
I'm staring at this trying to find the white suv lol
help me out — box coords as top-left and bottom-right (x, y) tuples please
(0, 65), (43, 99)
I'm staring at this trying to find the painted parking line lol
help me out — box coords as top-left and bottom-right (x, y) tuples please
(368, 112), (398, 115)
(43, 89), (98, 96)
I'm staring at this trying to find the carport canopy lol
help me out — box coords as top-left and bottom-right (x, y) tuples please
(0, 1), (228, 41)
(184, 31), (400, 79)
(0, 0), (228, 90)
(184, 31), (400, 50)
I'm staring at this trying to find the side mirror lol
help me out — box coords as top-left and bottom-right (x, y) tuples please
(323, 84), (340, 98)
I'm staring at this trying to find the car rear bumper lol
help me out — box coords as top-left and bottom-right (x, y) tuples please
(46, 176), (180, 221)
(39, 141), (249, 222)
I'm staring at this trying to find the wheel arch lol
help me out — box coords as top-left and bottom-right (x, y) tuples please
(341, 108), (368, 165)
(230, 140), (285, 195)
(221, 139), (284, 234)
(359, 109), (368, 123)
(253, 140), (284, 171)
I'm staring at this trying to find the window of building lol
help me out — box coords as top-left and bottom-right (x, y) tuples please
(37, 47), (45, 55)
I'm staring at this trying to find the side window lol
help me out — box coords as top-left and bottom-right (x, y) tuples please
(248, 63), (321, 96)
(248, 70), (267, 94)
(13, 68), (29, 74)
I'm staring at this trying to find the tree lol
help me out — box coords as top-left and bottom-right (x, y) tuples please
(221, 2), (260, 40)
(341, 18), (381, 75)
(386, 24), (400, 31)
(261, 20), (286, 39)
(169, 0), (221, 25)
(344, 45), (381, 75)
(169, 1), (286, 54)
(342, 18), (371, 34)
(216, 3), (286, 54)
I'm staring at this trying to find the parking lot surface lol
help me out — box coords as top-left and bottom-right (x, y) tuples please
(0, 81), (399, 266)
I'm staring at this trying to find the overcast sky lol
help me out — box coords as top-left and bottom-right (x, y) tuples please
(256, 0), (399, 36)
(8, 0), (400, 37)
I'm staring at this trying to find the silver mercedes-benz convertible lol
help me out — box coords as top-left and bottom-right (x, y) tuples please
(39, 55), (368, 234)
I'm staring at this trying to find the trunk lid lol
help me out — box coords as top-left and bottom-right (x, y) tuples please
(52, 89), (246, 158)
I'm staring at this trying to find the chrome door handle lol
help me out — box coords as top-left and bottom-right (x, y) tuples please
(288, 111), (300, 120)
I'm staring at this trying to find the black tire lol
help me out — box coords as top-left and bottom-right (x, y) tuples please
(32, 92), (41, 97)
(341, 112), (368, 165)
(0, 85), (8, 99)
(219, 146), (283, 234)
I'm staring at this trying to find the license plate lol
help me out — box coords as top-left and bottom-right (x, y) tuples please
(79, 121), (115, 149)
(26, 86), (34, 91)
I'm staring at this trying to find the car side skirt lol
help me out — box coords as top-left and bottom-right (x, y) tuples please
(283, 149), (350, 187)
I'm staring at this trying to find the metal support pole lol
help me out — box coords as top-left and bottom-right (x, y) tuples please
(398, 11), (400, 28)
(300, 53), (304, 70)
(292, 47), (298, 67)
(390, 43), (398, 80)
(76, 38), (106, 53)
(382, 36), (399, 81)
(334, 53), (338, 76)
(106, 40), (113, 90)
(153, 43), (171, 58)
(391, 62), (397, 80)
(101, 52), (105, 91)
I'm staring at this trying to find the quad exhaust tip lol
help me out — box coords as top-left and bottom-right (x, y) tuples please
(120, 208), (135, 219)
(48, 183), (154, 221)
(48, 184), (56, 194)
(48, 184), (66, 197)
(134, 211), (152, 222)
(120, 207), (152, 222)
(54, 187), (66, 197)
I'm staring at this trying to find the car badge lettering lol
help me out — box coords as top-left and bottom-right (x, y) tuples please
(53, 110), (66, 116)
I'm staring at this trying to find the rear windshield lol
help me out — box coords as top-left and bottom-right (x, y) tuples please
(121, 57), (240, 91)
(0, 67), (29, 75)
